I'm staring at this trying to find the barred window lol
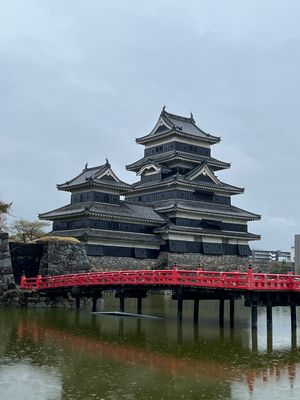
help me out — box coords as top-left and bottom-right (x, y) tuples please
(202, 242), (224, 255)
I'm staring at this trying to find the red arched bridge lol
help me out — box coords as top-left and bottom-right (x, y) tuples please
(20, 268), (300, 292)
(20, 268), (300, 333)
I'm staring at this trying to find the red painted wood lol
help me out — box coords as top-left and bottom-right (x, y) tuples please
(19, 268), (300, 292)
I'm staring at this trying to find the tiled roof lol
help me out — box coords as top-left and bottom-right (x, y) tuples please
(40, 201), (166, 223)
(48, 229), (165, 245)
(153, 199), (261, 221)
(130, 174), (244, 194)
(136, 109), (220, 144)
(154, 222), (260, 240)
(57, 162), (130, 191)
(126, 151), (230, 171)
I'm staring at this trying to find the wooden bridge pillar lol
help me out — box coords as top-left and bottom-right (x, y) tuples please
(291, 305), (297, 349)
(292, 326), (297, 349)
(75, 296), (80, 310)
(229, 299), (235, 328)
(266, 306), (273, 330)
(251, 306), (258, 330)
(251, 328), (258, 352)
(71, 286), (81, 310)
(92, 296), (97, 312)
(219, 299), (225, 327)
(291, 305), (297, 330)
(177, 321), (183, 343)
(193, 299), (199, 324)
(267, 329), (273, 353)
(119, 296), (125, 313)
(137, 297), (142, 315)
(177, 298), (183, 322)
(266, 306), (273, 352)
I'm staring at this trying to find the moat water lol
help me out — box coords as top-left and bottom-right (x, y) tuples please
(0, 295), (300, 400)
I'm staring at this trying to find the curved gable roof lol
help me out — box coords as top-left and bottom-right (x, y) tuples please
(57, 161), (130, 192)
(136, 108), (220, 144)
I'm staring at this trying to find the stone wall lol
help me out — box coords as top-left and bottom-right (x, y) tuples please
(88, 252), (254, 271)
(88, 255), (159, 271)
(39, 241), (91, 276)
(0, 233), (16, 294)
(164, 252), (252, 271)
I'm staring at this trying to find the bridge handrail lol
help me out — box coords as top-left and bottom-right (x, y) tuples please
(19, 269), (300, 292)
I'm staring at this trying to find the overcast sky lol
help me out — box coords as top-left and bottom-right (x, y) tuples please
(1, 0), (300, 250)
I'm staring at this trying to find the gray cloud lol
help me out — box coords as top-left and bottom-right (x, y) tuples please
(1, 0), (300, 250)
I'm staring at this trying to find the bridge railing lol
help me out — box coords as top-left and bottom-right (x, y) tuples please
(19, 269), (300, 292)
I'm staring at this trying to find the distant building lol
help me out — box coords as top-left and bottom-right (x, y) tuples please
(294, 235), (300, 274)
(291, 246), (295, 263)
(40, 108), (260, 270)
(251, 249), (291, 269)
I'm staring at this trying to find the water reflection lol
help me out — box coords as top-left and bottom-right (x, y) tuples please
(0, 295), (300, 399)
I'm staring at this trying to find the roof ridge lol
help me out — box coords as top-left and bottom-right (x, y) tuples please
(162, 109), (193, 123)
(85, 164), (107, 171)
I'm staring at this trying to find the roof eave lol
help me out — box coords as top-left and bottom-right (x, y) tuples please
(136, 130), (221, 145)
(126, 154), (230, 172)
(154, 206), (261, 221)
(155, 228), (260, 240)
(39, 209), (165, 225)
(127, 180), (244, 195)
(57, 181), (130, 193)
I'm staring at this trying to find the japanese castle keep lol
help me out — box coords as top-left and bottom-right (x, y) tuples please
(40, 108), (260, 270)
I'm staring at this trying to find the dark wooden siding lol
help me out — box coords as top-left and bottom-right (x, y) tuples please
(128, 190), (230, 205)
(161, 240), (251, 256)
(53, 219), (156, 234)
(85, 244), (159, 259)
(144, 141), (211, 157)
(169, 218), (247, 233)
(71, 192), (120, 204)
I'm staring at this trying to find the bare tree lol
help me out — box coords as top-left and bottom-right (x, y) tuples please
(0, 199), (12, 232)
(10, 219), (50, 242)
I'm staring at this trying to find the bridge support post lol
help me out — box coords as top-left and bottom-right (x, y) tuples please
(137, 297), (142, 315)
(120, 296), (125, 313)
(193, 299), (199, 324)
(92, 295), (98, 313)
(177, 298), (183, 322)
(267, 329), (273, 353)
(266, 306), (272, 331)
(266, 306), (273, 352)
(291, 305), (297, 330)
(251, 306), (258, 330)
(219, 299), (224, 327)
(91, 291), (102, 312)
(75, 296), (80, 310)
(251, 328), (258, 352)
(292, 329), (297, 349)
(229, 299), (235, 328)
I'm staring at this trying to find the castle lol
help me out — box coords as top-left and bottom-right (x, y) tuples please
(40, 108), (260, 270)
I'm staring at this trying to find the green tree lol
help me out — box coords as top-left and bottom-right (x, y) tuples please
(10, 219), (50, 242)
(270, 261), (290, 274)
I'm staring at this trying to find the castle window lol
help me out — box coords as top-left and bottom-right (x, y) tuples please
(134, 248), (147, 258)
(203, 242), (223, 255)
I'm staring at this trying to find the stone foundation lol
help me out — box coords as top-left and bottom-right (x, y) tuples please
(39, 240), (91, 275)
(88, 252), (253, 271)
(164, 252), (252, 271)
(88, 256), (159, 271)
(0, 233), (16, 294)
